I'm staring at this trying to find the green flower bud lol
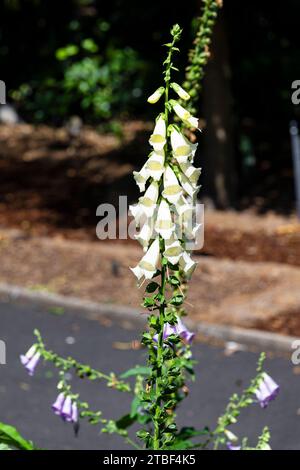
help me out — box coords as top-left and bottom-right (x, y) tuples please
(147, 86), (165, 104)
(171, 82), (190, 101)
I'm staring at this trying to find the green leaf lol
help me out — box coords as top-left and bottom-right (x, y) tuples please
(120, 366), (151, 379)
(142, 297), (157, 308)
(115, 414), (136, 430)
(146, 282), (160, 293)
(0, 422), (35, 450)
(170, 295), (184, 306)
(169, 275), (180, 286)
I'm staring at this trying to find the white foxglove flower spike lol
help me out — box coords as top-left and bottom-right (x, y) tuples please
(138, 181), (159, 217)
(146, 151), (165, 181)
(162, 165), (183, 204)
(149, 114), (167, 152)
(130, 238), (160, 281)
(170, 82), (190, 101)
(147, 86), (165, 104)
(155, 199), (175, 240)
(169, 100), (199, 129)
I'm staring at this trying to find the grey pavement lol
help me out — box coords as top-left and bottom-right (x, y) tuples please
(0, 298), (299, 450)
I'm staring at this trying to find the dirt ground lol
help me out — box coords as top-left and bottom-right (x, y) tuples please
(0, 123), (300, 336)
(0, 229), (299, 336)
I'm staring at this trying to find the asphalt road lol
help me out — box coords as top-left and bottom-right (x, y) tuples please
(0, 297), (299, 450)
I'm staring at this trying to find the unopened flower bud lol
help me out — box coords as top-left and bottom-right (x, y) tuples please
(171, 82), (190, 101)
(147, 87), (165, 104)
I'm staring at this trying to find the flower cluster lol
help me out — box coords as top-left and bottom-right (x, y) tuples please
(130, 102), (201, 284)
(52, 393), (78, 424)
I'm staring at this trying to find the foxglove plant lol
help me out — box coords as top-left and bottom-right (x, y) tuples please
(16, 25), (279, 452)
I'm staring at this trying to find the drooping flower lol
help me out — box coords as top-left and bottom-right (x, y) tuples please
(138, 181), (159, 217)
(129, 203), (145, 227)
(147, 86), (165, 104)
(149, 114), (167, 152)
(130, 238), (160, 281)
(133, 162), (150, 192)
(135, 217), (155, 250)
(179, 250), (197, 278)
(170, 126), (198, 164)
(52, 393), (78, 423)
(179, 162), (202, 188)
(254, 373), (279, 408)
(178, 171), (200, 199)
(146, 151), (165, 181)
(170, 82), (190, 101)
(155, 199), (175, 240)
(20, 345), (41, 376)
(154, 316), (195, 344)
(163, 236), (183, 265)
(162, 165), (182, 204)
(169, 100), (199, 129)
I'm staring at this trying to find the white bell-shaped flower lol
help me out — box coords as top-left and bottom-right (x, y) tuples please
(176, 195), (192, 216)
(155, 199), (175, 240)
(146, 151), (165, 181)
(170, 127), (198, 164)
(129, 203), (146, 227)
(162, 165), (182, 204)
(179, 250), (197, 278)
(149, 114), (167, 152)
(133, 162), (150, 192)
(179, 162), (201, 188)
(130, 238), (160, 281)
(135, 217), (155, 250)
(164, 236), (183, 265)
(170, 100), (199, 129)
(138, 181), (159, 217)
(178, 171), (200, 199)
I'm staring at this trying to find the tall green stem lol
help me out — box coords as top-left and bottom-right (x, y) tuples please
(152, 26), (180, 450)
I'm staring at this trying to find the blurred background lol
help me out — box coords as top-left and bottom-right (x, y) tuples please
(0, 0), (300, 334)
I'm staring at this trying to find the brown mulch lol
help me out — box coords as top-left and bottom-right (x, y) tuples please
(0, 229), (300, 336)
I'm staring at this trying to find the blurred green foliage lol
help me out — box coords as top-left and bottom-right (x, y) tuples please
(11, 32), (144, 123)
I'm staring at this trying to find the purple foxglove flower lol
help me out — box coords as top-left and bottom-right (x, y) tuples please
(255, 373), (279, 408)
(61, 396), (73, 422)
(52, 392), (65, 416)
(227, 442), (241, 451)
(52, 393), (78, 423)
(71, 402), (78, 423)
(175, 317), (195, 343)
(20, 345), (40, 376)
(154, 316), (195, 345)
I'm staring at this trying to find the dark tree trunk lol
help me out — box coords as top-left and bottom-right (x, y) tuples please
(201, 13), (236, 208)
